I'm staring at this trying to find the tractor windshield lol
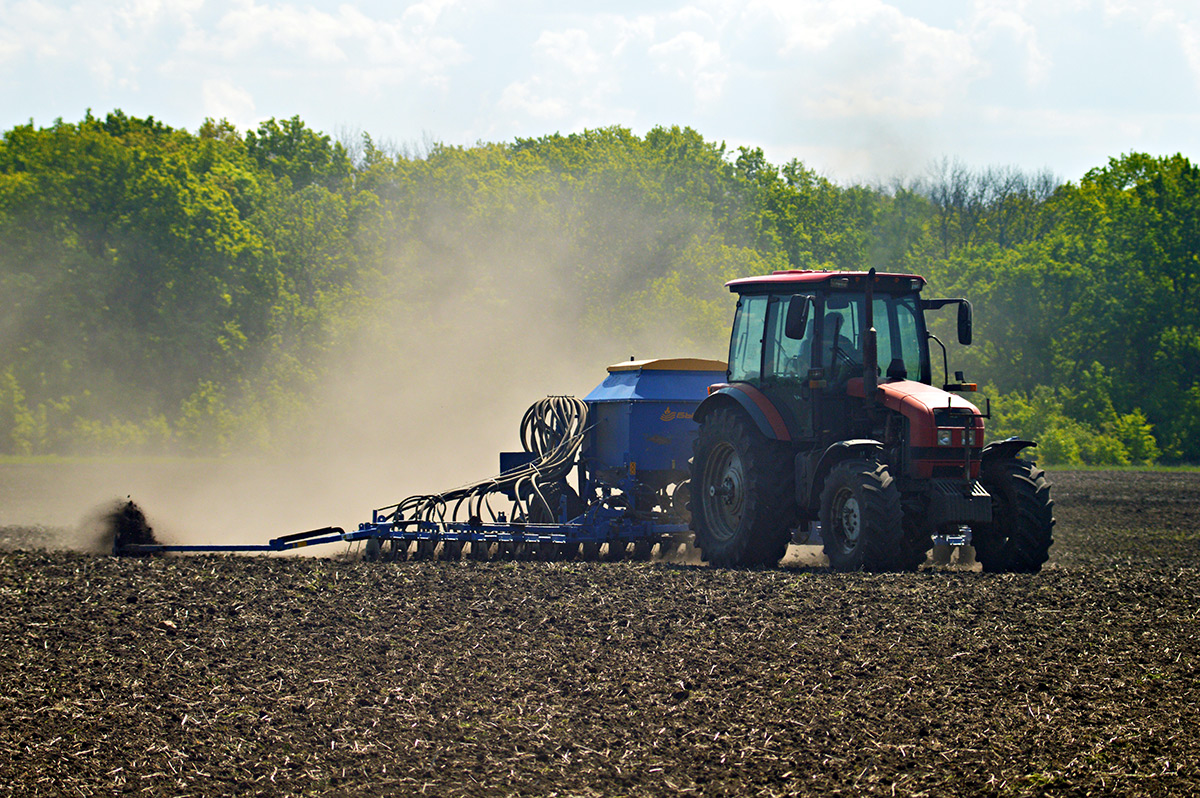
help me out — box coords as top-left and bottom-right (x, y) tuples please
(729, 288), (930, 386)
(821, 291), (928, 382)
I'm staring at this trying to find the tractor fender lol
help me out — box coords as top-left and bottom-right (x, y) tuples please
(981, 437), (1037, 465)
(694, 384), (791, 442)
(797, 439), (885, 511)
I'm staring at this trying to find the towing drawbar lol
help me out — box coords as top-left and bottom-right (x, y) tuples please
(114, 525), (350, 556)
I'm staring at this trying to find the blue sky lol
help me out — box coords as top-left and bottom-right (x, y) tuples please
(2, 0), (1198, 183)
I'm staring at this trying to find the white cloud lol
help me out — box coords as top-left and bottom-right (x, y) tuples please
(536, 29), (601, 77)
(754, 2), (981, 122)
(492, 19), (633, 132)
(748, 0), (893, 52)
(648, 30), (727, 104)
(177, 2), (466, 86)
(1102, 0), (1200, 87)
(611, 14), (656, 56)
(0, 36), (18, 68)
(0, 1), (147, 86)
(498, 79), (567, 120)
(3, 0), (1200, 182)
(202, 78), (257, 128)
(968, 0), (1052, 85)
(401, 0), (454, 31)
(200, 4), (352, 62)
(666, 4), (717, 28)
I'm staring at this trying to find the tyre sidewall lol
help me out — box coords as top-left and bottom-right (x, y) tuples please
(691, 408), (794, 567)
(975, 458), (1055, 573)
(819, 459), (904, 572)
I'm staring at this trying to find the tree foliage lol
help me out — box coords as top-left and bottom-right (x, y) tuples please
(0, 113), (1195, 463)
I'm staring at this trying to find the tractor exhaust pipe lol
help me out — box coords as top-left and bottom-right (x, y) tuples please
(863, 267), (878, 406)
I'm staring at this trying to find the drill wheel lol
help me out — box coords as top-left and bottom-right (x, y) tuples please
(604, 542), (627, 562)
(630, 540), (654, 561)
(385, 539), (408, 562)
(412, 539), (436, 560)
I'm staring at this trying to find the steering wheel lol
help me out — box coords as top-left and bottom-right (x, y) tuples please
(830, 340), (859, 367)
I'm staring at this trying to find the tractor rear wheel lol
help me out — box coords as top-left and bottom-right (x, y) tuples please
(691, 408), (794, 567)
(974, 458), (1054, 573)
(819, 459), (905, 572)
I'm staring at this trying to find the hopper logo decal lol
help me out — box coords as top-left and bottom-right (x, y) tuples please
(660, 407), (694, 422)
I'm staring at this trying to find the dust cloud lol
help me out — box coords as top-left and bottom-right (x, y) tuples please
(1, 191), (734, 553)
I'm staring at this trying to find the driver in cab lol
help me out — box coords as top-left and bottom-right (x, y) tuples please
(796, 312), (859, 378)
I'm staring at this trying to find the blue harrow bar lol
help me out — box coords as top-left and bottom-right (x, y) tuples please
(352, 505), (691, 550)
(114, 515), (693, 558)
(113, 525), (353, 556)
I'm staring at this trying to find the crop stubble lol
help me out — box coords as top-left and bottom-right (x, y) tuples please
(0, 470), (1198, 796)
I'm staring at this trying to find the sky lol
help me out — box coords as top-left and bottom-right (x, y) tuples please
(1, 0), (1198, 183)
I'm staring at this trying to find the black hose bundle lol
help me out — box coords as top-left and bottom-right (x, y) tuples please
(382, 396), (588, 525)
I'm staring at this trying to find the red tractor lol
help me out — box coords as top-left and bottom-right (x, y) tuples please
(690, 269), (1054, 572)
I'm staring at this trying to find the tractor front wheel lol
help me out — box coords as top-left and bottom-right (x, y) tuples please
(691, 408), (794, 567)
(974, 458), (1054, 573)
(819, 459), (905, 572)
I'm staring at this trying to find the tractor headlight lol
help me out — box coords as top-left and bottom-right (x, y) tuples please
(937, 429), (953, 447)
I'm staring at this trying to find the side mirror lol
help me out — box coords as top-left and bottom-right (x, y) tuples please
(957, 300), (973, 346)
(784, 295), (812, 339)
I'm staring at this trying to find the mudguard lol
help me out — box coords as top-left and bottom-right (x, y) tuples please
(981, 437), (1037, 464)
(694, 384), (791, 442)
(796, 439), (885, 510)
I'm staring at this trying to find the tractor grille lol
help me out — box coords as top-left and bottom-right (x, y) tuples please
(926, 479), (992, 527)
(933, 408), (975, 427)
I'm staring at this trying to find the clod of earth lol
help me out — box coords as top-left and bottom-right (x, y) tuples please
(103, 498), (158, 553)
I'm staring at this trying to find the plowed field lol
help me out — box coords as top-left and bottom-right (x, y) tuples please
(1, 469), (1198, 796)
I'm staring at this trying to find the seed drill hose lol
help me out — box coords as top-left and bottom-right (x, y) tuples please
(380, 396), (589, 525)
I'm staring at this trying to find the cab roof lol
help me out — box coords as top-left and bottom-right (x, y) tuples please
(726, 270), (927, 293)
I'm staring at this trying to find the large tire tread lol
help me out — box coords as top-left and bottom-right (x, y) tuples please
(819, 459), (905, 572)
(691, 408), (795, 567)
(975, 458), (1055, 573)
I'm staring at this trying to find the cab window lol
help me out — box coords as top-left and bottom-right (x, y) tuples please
(728, 294), (768, 382)
(765, 295), (812, 378)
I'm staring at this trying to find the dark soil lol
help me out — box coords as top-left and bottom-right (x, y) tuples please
(1, 469), (1198, 796)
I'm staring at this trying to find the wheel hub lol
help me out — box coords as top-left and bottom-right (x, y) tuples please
(834, 491), (861, 550)
(702, 441), (745, 542)
(710, 475), (739, 502)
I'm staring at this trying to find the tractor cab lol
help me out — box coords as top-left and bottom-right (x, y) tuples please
(719, 269), (954, 451)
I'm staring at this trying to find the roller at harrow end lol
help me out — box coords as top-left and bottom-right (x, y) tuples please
(107, 498), (159, 556)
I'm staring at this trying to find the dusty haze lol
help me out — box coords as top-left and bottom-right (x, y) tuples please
(2, 191), (738, 552)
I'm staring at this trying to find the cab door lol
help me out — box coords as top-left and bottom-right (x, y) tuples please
(727, 293), (769, 383)
(759, 293), (816, 441)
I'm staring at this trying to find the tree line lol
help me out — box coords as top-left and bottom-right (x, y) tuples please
(1, 111), (1196, 464)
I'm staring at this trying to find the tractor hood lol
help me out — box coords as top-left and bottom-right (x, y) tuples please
(848, 378), (984, 448)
